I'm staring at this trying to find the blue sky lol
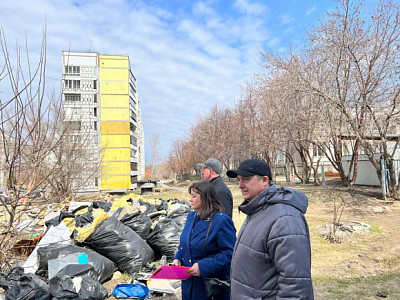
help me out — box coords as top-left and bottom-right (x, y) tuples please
(0, 0), (335, 163)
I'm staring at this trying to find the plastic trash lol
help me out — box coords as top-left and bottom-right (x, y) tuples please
(154, 199), (169, 211)
(80, 215), (154, 274)
(44, 211), (75, 228)
(92, 201), (112, 212)
(0, 267), (50, 300)
(147, 218), (181, 260)
(120, 211), (152, 239)
(138, 200), (157, 214)
(112, 283), (149, 299)
(36, 244), (116, 283)
(47, 253), (88, 279)
(49, 265), (108, 299)
(167, 205), (191, 229)
(74, 211), (94, 227)
(23, 222), (72, 274)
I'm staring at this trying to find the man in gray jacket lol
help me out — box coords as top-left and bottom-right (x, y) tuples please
(198, 158), (233, 218)
(227, 158), (313, 299)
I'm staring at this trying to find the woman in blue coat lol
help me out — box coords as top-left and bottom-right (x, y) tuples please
(172, 181), (236, 300)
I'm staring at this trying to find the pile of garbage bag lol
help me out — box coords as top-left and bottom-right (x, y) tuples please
(1, 194), (191, 299)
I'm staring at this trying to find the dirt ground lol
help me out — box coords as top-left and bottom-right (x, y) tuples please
(4, 178), (398, 299)
(138, 178), (400, 299)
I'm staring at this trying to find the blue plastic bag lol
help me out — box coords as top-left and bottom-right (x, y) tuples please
(112, 283), (149, 299)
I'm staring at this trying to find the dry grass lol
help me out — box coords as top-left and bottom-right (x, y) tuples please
(141, 179), (400, 299)
(80, 179), (400, 299)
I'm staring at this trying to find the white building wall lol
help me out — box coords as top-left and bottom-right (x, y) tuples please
(137, 106), (145, 180)
(342, 154), (381, 186)
(62, 51), (100, 192)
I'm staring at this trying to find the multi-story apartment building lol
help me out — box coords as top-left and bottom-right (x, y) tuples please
(62, 51), (145, 192)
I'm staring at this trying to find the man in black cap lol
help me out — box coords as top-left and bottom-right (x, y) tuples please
(227, 158), (314, 299)
(197, 158), (233, 218)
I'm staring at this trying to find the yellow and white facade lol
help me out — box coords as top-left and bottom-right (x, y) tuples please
(62, 51), (145, 192)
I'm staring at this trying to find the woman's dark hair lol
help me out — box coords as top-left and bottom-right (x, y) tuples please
(188, 181), (224, 219)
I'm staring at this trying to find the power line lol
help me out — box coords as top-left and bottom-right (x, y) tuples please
(91, 0), (104, 53)
(69, 0), (93, 51)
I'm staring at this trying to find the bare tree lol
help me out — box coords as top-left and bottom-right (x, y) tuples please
(259, 0), (400, 196)
(305, 0), (400, 196)
(0, 26), (52, 269)
(148, 133), (160, 179)
(168, 0), (400, 198)
(0, 27), (101, 270)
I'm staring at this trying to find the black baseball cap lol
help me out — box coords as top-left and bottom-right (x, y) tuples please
(226, 158), (272, 179)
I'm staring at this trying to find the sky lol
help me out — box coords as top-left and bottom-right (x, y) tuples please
(0, 0), (335, 163)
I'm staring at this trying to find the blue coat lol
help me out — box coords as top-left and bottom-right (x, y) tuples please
(174, 211), (236, 300)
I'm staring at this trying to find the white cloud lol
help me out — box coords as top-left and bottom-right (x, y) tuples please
(0, 0), (320, 161)
(306, 6), (317, 16)
(234, 0), (268, 16)
(268, 37), (280, 48)
(280, 12), (295, 25)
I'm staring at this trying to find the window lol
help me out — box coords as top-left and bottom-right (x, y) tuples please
(64, 107), (81, 118)
(129, 82), (136, 94)
(131, 175), (138, 184)
(65, 121), (81, 130)
(130, 136), (137, 146)
(131, 162), (138, 171)
(65, 66), (80, 75)
(93, 135), (98, 144)
(94, 121), (97, 130)
(69, 135), (81, 143)
(72, 108), (81, 115)
(130, 110), (137, 122)
(130, 96), (137, 106)
(313, 146), (324, 157)
(93, 80), (97, 89)
(65, 80), (80, 89)
(93, 94), (97, 103)
(94, 177), (98, 187)
(94, 107), (97, 117)
(64, 94), (81, 102)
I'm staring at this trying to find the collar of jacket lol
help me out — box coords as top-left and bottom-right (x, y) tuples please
(209, 176), (221, 184)
(238, 184), (277, 216)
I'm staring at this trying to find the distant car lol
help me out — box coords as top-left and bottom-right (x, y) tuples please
(29, 192), (41, 199)
(0, 194), (10, 205)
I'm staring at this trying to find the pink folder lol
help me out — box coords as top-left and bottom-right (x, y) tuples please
(149, 265), (192, 280)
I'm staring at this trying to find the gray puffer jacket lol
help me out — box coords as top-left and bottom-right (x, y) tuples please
(231, 184), (314, 300)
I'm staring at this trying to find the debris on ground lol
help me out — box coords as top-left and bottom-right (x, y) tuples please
(1, 193), (191, 299)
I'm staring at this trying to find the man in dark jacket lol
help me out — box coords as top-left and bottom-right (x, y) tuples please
(227, 158), (314, 299)
(198, 158), (233, 218)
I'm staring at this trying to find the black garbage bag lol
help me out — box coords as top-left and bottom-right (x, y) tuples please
(49, 265), (108, 300)
(91, 201), (112, 212)
(167, 198), (180, 205)
(168, 205), (191, 229)
(120, 211), (152, 239)
(180, 200), (191, 207)
(147, 211), (168, 221)
(74, 211), (94, 227)
(45, 211), (75, 228)
(138, 200), (157, 215)
(147, 218), (181, 260)
(0, 267), (50, 300)
(0, 266), (24, 285)
(71, 205), (92, 215)
(36, 244), (116, 283)
(154, 199), (169, 211)
(80, 215), (154, 274)
(168, 198), (191, 207)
